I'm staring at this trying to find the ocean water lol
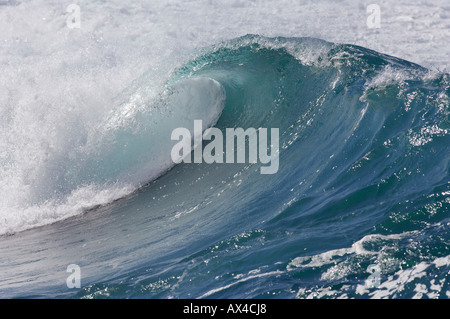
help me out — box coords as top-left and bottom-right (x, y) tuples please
(0, 1), (449, 299)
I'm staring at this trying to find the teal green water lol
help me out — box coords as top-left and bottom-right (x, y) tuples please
(1, 35), (448, 299)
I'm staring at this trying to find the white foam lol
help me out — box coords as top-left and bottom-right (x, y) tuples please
(289, 230), (449, 299)
(0, 76), (225, 235)
(0, 183), (134, 235)
(408, 125), (449, 147)
(363, 255), (450, 299)
(287, 233), (410, 271)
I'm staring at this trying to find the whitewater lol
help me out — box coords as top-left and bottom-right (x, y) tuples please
(0, 0), (449, 299)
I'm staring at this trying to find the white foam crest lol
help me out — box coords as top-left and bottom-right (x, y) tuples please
(287, 232), (411, 271)
(0, 183), (134, 235)
(290, 227), (449, 299)
(214, 35), (334, 67)
(355, 255), (450, 299)
(0, 76), (225, 235)
(254, 37), (333, 67)
(296, 253), (450, 299)
(364, 65), (426, 92)
(359, 64), (434, 103)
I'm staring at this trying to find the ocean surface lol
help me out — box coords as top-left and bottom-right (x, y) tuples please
(0, 1), (449, 299)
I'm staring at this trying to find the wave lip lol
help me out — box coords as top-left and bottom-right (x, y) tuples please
(0, 76), (225, 235)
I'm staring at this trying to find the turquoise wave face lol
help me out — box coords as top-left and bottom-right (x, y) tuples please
(1, 35), (448, 299)
(154, 35), (449, 298)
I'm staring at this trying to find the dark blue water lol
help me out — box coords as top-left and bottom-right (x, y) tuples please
(1, 35), (449, 299)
